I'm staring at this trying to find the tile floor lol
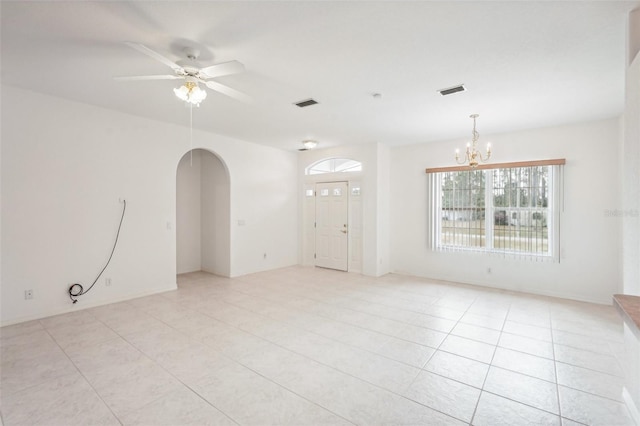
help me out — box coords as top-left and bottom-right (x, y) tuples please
(0, 267), (635, 426)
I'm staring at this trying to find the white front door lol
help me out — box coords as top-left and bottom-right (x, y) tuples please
(315, 181), (349, 271)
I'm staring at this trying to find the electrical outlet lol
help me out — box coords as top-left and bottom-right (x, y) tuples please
(487, 267), (492, 274)
(105, 277), (112, 286)
(24, 289), (33, 300)
(263, 253), (267, 259)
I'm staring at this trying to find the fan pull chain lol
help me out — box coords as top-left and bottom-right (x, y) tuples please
(190, 103), (193, 166)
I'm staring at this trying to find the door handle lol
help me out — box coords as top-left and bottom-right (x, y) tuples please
(340, 230), (348, 234)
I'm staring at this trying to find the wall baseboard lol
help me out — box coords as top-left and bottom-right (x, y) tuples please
(389, 270), (612, 306)
(0, 283), (178, 327)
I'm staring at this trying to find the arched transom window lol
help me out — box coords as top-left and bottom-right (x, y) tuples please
(306, 158), (362, 175)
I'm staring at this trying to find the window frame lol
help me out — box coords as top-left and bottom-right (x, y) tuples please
(426, 159), (564, 261)
(305, 158), (363, 175)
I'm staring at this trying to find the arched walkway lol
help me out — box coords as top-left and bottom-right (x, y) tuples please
(176, 149), (231, 277)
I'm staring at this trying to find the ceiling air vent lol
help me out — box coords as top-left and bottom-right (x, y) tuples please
(439, 84), (466, 96)
(294, 98), (319, 108)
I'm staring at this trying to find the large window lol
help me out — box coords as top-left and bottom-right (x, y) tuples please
(427, 160), (564, 260)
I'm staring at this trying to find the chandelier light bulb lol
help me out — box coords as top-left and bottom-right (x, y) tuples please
(173, 85), (189, 101)
(190, 87), (207, 105)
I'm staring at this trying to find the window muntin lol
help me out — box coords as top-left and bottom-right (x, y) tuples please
(433, 165), (557, 258)
(306, 158), (362, 175)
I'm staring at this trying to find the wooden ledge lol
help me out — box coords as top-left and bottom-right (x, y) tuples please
(425, 158), (566, 174)
(614, 294), (640, 340)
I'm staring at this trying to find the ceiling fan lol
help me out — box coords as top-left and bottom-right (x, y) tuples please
(115, 42), (250, 104)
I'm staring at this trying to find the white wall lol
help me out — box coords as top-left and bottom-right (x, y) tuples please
(0, 85), (298, 325)
(176, 151), (202, 274)
(376, 143), (391, 276)
(618, 14), (640, 419)
(622, 20), (640, 296)
(391, 119), (621, 304)
(629, 8), (640, 67)
(201, 150), (230, 276)
(230, 142), (298, 276)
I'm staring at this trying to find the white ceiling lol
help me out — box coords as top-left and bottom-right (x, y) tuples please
(1, 1), (638, 151)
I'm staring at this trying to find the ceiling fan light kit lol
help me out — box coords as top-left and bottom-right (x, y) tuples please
(173, 80), (207, 106)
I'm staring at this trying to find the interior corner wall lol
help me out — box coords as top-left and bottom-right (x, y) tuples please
(0, 85), (298, 325)
(622, 44), (640, 296)
(376, 143), (391, 276)
(200, 150), (230, 277)
(390, 118), (621, 304)
(176, 151), (202, 274)
(628, 8), (640, 67)
(229, 142), (298, 277)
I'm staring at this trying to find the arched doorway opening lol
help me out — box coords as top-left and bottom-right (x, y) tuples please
(176, 149), (230, 277)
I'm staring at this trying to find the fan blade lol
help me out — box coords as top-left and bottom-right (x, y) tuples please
(114, 75), (182, 81)
(199, 60), (245, 79)
(124, 42), (183, 73)
(204, 80), (252, 103)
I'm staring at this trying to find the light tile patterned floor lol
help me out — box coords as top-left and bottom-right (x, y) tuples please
(0, 267), (635, 425)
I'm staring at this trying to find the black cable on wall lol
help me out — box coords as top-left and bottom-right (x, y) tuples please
(68, 200), (126, 303)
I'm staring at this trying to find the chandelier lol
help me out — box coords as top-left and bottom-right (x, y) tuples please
(455, 114), (491, 167)
(173, 78), (207, 106)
